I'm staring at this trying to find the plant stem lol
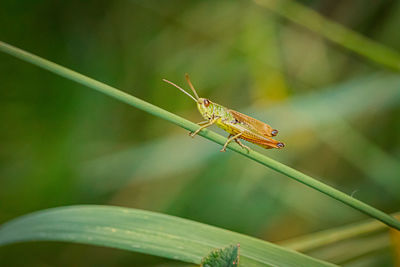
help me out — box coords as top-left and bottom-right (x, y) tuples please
(254, 0), (400, 72)
(1, 40), (399, 230)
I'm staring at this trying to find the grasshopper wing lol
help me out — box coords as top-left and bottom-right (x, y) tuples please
(229, 109), (278, 137)
(224, 119), (284, 149)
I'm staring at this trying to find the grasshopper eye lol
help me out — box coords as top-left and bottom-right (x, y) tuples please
(203, 99), (210, 107)
(277, 142), (285, 148)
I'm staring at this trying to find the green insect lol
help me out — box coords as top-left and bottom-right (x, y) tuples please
(163, 74), (284, 152)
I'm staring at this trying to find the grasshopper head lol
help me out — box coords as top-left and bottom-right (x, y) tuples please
(197, 98), (213, 119)
(162, 75), (213, 119)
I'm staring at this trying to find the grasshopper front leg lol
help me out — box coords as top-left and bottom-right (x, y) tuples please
(189, 118), (217, 137)
(196, 120), (209, 126)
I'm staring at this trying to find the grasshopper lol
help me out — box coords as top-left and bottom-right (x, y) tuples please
(163, 74), (285, 152)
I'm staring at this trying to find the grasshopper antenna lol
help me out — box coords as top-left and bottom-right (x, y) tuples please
(162, 78), (198, 102)
(185, 73), (200, 100)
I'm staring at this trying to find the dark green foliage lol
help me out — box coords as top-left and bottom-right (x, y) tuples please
(201, 244), (240, 267)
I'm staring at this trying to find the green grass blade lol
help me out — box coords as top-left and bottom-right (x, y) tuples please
(308, 233), (390, 265)
(0, 41), (399, 230)
(278, 212), (400, 253)
(0, 205), (336, 267)
(315, 118), (400, 200)
(254, 0), (400, 71)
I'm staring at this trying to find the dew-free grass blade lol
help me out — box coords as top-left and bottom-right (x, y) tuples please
(0, 205), (336, 267)
(253, 0), (400, 72)
(278, 212), (400, 253)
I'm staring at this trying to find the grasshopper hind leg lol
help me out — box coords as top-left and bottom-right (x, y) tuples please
(221, 133), (249, 152)
(234, 138), (250, 152)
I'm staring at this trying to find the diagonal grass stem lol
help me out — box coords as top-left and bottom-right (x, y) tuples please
(254, 0), (400, 71)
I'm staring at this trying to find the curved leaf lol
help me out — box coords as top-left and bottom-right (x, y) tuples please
(0, 205), (336, 267)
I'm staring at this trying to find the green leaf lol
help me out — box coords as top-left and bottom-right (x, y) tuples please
(0, 205), (336, 267)
(201, 244), (240, 267)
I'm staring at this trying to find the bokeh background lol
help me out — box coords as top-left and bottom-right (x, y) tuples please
(1, 0), (400, 266)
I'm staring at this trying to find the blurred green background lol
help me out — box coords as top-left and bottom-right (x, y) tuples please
(1, 0), (400, 266)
